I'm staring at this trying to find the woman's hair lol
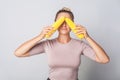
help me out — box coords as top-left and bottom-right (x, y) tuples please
(54, 7), (74, 21)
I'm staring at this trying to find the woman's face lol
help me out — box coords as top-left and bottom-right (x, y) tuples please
(56, 12), (72, 35)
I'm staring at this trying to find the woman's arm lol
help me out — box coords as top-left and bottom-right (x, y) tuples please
(75, 25), (110, 64)
(14, 26), (53, 57)
(85, 36), (110, 63)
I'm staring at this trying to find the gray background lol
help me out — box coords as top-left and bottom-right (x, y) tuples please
(0, 0), (120, 80)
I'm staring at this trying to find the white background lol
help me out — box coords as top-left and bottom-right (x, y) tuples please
(0, 0), (120, 80)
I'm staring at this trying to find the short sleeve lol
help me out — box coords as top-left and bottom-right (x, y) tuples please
(81, 42), (96, 61)
(29, 40), (46, 56)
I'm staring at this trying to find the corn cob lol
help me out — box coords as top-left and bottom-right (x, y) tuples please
(65, 18), (84, 39)
(45, 17), (65, 38)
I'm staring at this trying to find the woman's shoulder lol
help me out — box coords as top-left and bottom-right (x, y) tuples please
(72, 38), (83, 43)
(46, 38), (56, 42)
(41, 38), (56, 45)
(71, 38), (89, 48)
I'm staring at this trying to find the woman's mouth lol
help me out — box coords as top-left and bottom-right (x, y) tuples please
(61, 29), (67, 30)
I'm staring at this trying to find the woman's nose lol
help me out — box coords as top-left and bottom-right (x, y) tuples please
(62, 22), (67, 27)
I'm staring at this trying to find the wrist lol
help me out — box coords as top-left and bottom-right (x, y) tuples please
(85, 36), (90, 40)
(37, 33), (45, 39)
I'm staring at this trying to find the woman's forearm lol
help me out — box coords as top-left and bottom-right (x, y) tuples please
(85, 36), (110, 63)
(14, 26), (53, 57)
(14, 34), (44, 57)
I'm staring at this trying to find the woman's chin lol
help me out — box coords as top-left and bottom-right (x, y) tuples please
(60, 31), (69, 35)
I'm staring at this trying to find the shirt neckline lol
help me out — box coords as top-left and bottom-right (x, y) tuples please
(55, 38), (73, 45)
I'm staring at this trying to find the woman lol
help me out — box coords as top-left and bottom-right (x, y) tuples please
(14, 7), (110, 80)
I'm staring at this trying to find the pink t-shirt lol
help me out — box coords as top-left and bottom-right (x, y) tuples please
(29, 38), (96, 80)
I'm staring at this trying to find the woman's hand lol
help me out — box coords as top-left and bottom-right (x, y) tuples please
(74, 24), (89, 39)
(39, 26), (53, 38)
(74, 24), (110, 63)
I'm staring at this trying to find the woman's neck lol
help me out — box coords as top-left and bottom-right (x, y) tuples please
(57, 34), (71, 44)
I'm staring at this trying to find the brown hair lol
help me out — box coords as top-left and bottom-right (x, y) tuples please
(54, 7), (74, 21)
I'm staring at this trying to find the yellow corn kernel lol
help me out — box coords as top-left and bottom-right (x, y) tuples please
(65, 18), (84, 39)
(45, 17), (65, 38)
